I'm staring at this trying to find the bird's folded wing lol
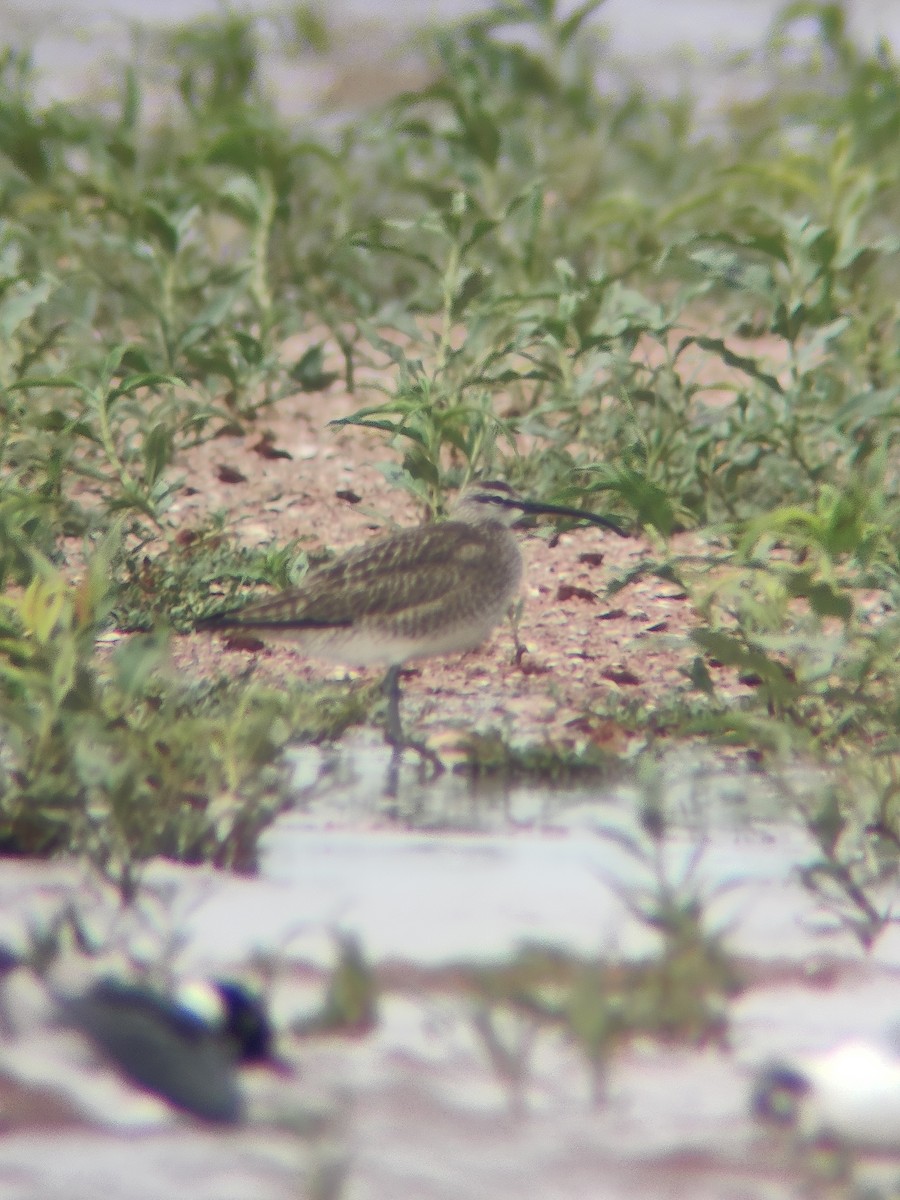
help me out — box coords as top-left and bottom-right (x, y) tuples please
(206, 525), (496, 629)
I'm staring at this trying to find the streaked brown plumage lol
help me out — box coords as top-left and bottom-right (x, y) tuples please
(199, 481), (625, 744)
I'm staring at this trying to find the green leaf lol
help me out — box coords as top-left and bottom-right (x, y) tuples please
(142, 423), (173, 486)
(675, 336), (784, 394)
(687, 655), (716, 696)
(783, 571), (853, 621)
(0, 275), (55, 339)
(289, 343), (337, 392)
(233, 330), (264, 365)
(691, 629), (797, 704)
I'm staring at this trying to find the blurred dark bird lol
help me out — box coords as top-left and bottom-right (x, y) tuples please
(58, 976), (273, 1124)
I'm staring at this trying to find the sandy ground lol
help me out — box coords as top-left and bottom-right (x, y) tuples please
(156, 336), (762, 758)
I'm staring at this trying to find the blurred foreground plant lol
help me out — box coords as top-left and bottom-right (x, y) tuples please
(0, 534), (296, 886)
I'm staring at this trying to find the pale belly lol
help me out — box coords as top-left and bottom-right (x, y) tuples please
(252, 609), (512, 668)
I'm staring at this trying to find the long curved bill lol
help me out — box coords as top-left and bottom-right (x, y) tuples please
(501, 496), (629, 538)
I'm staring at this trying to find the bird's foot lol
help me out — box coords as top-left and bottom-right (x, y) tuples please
(384, 729), (445, 796)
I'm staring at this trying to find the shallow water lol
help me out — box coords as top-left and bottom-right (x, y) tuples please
(2, 741), (900, 1198)
(1, 2), (899, 1192)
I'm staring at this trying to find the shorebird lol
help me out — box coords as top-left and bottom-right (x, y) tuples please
(199, 480), (627, 753)
(0, 951), (275, 1124)
(58, 976), (273, 1123)
(752, 1037), (900, 1148)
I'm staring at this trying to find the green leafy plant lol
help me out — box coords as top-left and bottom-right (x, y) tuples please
(685, 464), (899, 749)
(0, 536), (353, 882)
(0, 0), (897, 857)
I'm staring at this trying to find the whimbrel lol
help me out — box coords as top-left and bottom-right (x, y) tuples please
(199, 480), (626, 750)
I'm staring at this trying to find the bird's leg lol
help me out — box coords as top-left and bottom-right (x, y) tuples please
(508, 599), (527, 667)
(382, 665), (404, 745)
(381, 666), (444, 782)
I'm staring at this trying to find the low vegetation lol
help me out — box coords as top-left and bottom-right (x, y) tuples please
(0, 0), (896, 875)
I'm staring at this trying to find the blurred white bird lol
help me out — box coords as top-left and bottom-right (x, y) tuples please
(753, 1035), (900, 1149)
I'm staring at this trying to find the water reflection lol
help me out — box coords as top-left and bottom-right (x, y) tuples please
(283, 735), (792, 832)
(1, 745), (900, 1197)
(257, 741), (870, 968)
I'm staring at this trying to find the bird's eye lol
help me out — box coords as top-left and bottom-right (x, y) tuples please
(473, 482), (514, 505)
